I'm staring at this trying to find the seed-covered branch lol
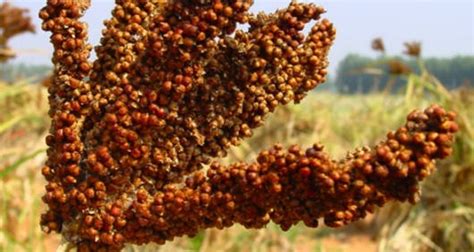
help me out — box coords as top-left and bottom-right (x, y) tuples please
(38, 0), (457, 251)
(0, 2), (35, 62)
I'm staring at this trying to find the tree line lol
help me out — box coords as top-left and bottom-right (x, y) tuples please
(334, 54), (474, 93)
(1, 63), (51, 83)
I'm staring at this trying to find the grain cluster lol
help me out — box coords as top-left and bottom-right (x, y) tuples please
(0, 2), (35, 62)
(39, 0), (456, 250)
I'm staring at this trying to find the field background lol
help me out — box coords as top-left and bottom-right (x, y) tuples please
(1, 76), (473, 251)
(1, 0), (473, 251)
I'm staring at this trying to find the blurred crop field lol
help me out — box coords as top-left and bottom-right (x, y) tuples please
(1, 63), (473, 251)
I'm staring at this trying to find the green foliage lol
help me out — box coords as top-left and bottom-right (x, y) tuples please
(189, 232), (205, 251)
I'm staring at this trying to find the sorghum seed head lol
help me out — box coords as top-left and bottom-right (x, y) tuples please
(38, 1), (456, 250)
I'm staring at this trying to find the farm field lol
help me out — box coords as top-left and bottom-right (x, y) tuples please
(1, 81), (472, 251)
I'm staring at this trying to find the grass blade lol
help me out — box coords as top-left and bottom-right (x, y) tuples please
(0, 149), (46, 178)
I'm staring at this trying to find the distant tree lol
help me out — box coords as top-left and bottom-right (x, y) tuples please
(334, 54), (378, 93)
(424, 56), (474, 89)
(334, 54), (474, 93)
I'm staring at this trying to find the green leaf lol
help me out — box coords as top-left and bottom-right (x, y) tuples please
(0, 114), (44, 135)
(0, 149), (46, 178)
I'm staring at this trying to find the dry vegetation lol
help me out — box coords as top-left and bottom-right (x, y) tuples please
(1, 76), (472, 251)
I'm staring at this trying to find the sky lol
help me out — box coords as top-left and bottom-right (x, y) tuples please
(5, 0), (474, 74)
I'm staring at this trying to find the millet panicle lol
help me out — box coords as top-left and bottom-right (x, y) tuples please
(39, 0), (457, 251)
